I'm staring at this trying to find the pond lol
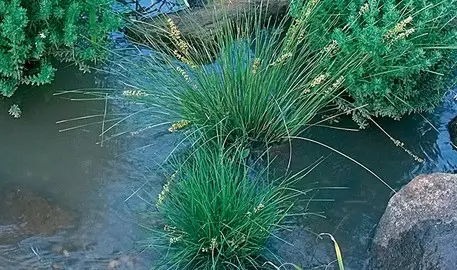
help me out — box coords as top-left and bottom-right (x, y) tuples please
(0, 65), (456, 269)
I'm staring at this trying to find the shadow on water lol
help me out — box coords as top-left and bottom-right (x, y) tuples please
(270, 93), (457, 269)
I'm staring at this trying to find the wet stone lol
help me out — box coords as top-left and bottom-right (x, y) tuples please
(369, 173), (457, 270)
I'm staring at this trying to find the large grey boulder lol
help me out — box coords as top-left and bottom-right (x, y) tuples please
(369, 173), (457, 270)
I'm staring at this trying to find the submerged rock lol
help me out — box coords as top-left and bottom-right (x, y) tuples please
(369, 173), (457, 270)
(448, 116), (457, 149)
(0, 188), (75, 239)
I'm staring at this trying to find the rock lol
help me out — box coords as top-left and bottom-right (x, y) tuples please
(448, 116), (457, 149)
(127, 0), (289, 59)
(0, 188), (75, 237)
(369, 173), (457, 270)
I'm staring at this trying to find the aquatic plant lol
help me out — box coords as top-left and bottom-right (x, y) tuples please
(8, 104), (21, 118)
(115, 1), (366, 147)
(297, 0), (457, 126)
(0, 0), (122, 97)
(145, 140), (300, 269)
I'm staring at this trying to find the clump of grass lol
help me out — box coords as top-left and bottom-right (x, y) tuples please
(114, 1), (367, 147)
(145, 140), (298, 269)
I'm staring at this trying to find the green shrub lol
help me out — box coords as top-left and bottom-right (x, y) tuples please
(0, 0), (122, 97)
(146, 140), (296, 269)
(119, 3), (366, 146)
(301, 0), (457, 126)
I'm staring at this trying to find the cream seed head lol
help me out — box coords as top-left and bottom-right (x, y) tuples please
(385, 16), (414, 41)
(270, 52), (292, 66)
(251, 58), (261, 74)
(359, 2), (369, 15)
(327, 76), (345, 93)
(122, 89), (147, 97)
(156, 181), (171, 207)
(169, 236), (182, 244)
(254, 203), (265, 213)
(168, 119), (191, 132)
(210, 238), (218, 251)
(167, 17), (194, 66)
(323, 40), (339, 56)
(310, 73), (330, 87)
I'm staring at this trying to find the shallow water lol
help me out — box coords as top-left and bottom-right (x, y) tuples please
(0, 65), (180, 269)
(124, 0), (189, 16)
(271, 93), (457, 269)
(1, 63), (457, 269)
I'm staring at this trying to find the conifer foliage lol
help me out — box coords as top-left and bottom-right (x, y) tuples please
(0, 0), (121, 97)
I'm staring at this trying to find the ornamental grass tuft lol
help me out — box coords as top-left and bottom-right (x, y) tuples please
(114, 1), (367, 147)
(144, 139), (301, 269)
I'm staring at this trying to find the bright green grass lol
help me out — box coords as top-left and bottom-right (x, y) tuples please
(115, 1), (367, 147)
(144, 138), (304, 269)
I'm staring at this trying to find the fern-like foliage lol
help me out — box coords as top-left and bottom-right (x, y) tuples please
(0, 0), (122, 97)
(293, 0), (457, 125)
